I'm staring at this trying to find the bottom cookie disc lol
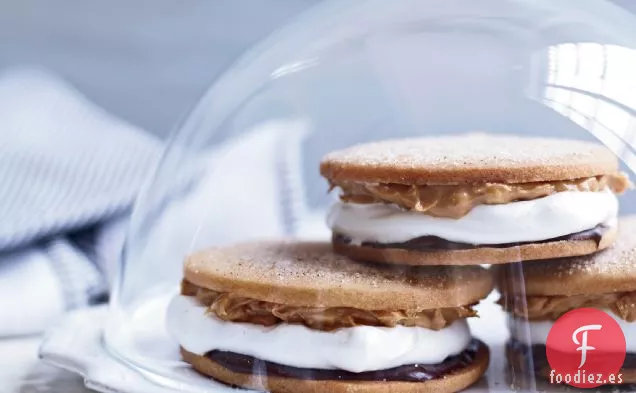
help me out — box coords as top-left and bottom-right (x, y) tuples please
(332, 225), (616, 266)
(180, 340), (489, 393)
(506, 340), (636, 385)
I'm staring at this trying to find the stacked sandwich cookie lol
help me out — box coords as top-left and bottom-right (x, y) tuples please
(167, 241), (493, 393)
(321, 135), (630, 265)
(168, 133), (630, 391)
(495, 215), (636, 384)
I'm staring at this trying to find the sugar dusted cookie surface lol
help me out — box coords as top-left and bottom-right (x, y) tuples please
(320, 134), (618, 185)
(185, 240), (493, 310)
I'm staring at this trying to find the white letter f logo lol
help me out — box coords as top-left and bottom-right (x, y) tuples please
(572, 324), (602, 368)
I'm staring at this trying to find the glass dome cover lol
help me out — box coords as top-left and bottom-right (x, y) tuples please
(104, 0), (636, 392)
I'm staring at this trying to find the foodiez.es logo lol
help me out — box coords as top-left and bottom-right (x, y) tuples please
(546, 308), (626, 388)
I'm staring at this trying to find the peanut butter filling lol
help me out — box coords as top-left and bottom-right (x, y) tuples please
(500, 291), (636, 322)
(182, 280), (476, 331)
(333, 173), (631, 219)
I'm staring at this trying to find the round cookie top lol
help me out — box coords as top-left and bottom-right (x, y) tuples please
(184, 240), (493, 310)
(496, 216), (636, 297)
(320, 134), (618, 185)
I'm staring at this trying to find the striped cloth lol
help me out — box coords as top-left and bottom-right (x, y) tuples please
(0, 68), (162, 335)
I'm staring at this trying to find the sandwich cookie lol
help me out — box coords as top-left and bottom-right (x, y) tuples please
(168, 240), (493, 393)
(321, 134), (630, 265)
(496, 215), (636, 384)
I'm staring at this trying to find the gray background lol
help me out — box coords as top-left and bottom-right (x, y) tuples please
(0, 0), (319, 137)
(0, 0), (634, 139)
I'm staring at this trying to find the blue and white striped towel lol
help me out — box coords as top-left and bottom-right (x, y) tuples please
(0, 68), (162, 335)
(0, 67), (331, 336)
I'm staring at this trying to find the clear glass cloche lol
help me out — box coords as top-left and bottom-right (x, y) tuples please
(103, 1), (636, 392)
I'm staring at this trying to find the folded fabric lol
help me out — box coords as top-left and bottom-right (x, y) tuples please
(0, 68), (162, 335)
(0, 67), (330, 336)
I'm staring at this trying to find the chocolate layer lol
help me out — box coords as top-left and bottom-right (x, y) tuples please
(205, 339), (483, 382)
(335, 224), (608, 251)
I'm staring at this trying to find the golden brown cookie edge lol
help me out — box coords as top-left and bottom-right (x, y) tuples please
(491, 222), (636, 297)
(320, 155), (618, 186)
(332, 227), (616, 267)
(183, 241), (494, 311)
(320, 136), (618, 185)
(506, 341), (636, 385)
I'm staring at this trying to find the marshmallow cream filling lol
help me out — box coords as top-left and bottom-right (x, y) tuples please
(511, 312), (636, 353)
(328, 190), (618, 245)
(167, 295), (471, 373)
